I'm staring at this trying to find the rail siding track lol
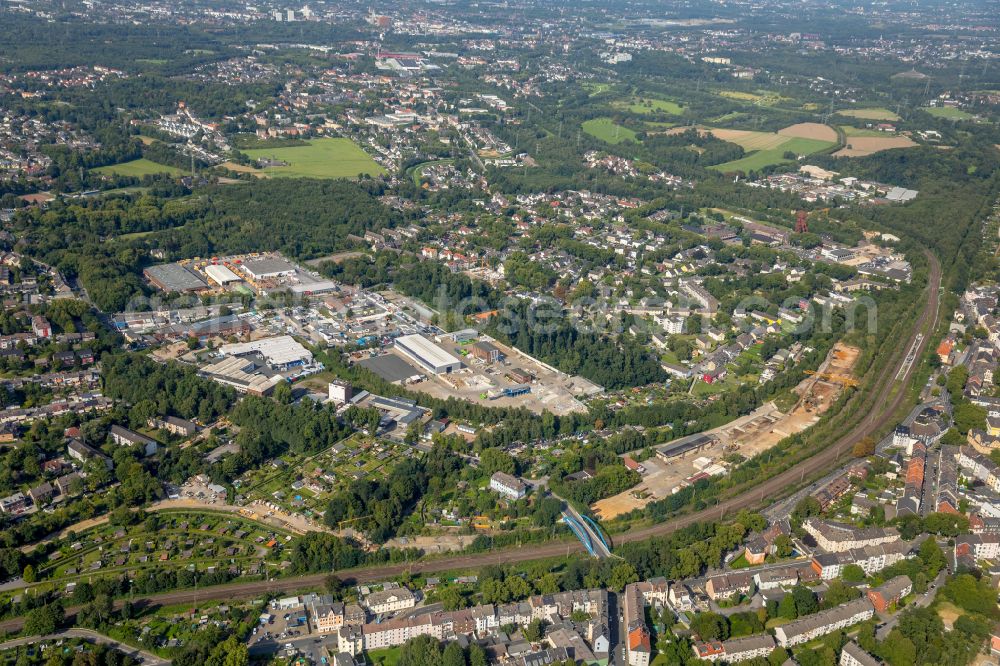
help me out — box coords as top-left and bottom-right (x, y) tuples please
(0, 254), (942, 636)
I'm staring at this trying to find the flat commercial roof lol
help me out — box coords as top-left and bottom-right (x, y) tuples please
(204, 264), (241, 285)
(395, 334), (461, 371)
(144, 263), (208, 292)
(242, 257), (296, 279)
(219, 335), (312, 366)
(360, 354), (422, 383)
(287, 280), (340, 295)
(656, 433), (717, 459)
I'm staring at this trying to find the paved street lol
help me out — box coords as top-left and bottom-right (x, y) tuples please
(0, 628), (167, 664)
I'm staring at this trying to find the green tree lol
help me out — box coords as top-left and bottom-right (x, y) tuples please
(608, 562), (639, 591)
(399, 635), (443, 666)
(792, 585), (818, 617)
(443, 642), (466, 666)
(23, 603), (63, 636)
(524, 618), (547, 642)
(479, 448), (516, 476)
(880, 629), (917, 666)
(689, 612), (728, 640)
(841, 564), (866, 582)
(469, 644), (487, 666)
(778, 592), (798, 620)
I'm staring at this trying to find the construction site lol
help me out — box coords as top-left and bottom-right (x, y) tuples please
(592, 343), (861, 520)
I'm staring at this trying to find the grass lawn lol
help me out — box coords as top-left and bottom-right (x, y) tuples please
(924, 106), (974, 120)
(729, 553), (751, 569)
(837, 107), (900, 121)
(92, 158), (184, 177)
(624, 97), (684, 115)
(243, 137), (385, 179)
(582, 118), (638, 144)
(840, 125), (886, 137)
(367, 647), (403, 666)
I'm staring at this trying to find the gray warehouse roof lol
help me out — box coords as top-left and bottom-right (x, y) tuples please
(144, 263), (208, 292)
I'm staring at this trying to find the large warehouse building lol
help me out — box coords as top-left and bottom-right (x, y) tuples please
(219, 335), (313, 371)
(241, 257), (296, 280)
(204, 264), (242, 286)
(394, 334), (462, 374)
(143, 263), (209, 293)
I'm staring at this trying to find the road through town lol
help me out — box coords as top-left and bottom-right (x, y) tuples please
(0, 254), (941, 636)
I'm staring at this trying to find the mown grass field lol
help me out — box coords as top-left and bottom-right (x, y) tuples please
(91, 158), (184, 177)
(582, 117), (639, 144)
(841, 125), (887, 137)
(622, 96), (684, 115)
(243, 137), (385, 179)
(924, 106), (974, 120)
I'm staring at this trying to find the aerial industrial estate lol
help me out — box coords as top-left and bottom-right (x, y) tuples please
(0, 0), (997, 665)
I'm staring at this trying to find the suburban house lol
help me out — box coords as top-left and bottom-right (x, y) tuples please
(109, 425), (158, 457)
(774, 599), (875, 647)
(840, 641), (882, 666)
(704, 572), (753, 601)
(489, 471), (527, 500)
(623, 583), (651, 666)
(802, 518), (899, 553)
(867, 575), (912, 613)
(364, 587), (416, 615)
(693, 634), (776, 663)
(147, 415), (197, 437)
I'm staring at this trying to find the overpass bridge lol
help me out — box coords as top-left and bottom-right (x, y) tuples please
(561, 504), (612, 558)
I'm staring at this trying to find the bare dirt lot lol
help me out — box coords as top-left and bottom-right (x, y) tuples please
(834, 135), (916, 157)
(592, 344), (860, 520)
(384, 534), (478, 554)
(778, 123), (839, 142)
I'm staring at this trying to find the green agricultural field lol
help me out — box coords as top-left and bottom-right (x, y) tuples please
(840, 125), (886, 137)
(243, 137), (385, 179)
(623, 97), (684, 115)
(837, 107), (900, 121)
(91, 158), (184, 177)
(582, 118), (638, 144)
(710, 135), (834, 173)
(924, 106), (974, 120)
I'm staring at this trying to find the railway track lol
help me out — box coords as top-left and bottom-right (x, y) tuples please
(0, 253), (942, 635)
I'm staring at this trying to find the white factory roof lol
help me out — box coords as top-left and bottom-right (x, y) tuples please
(395, 334), (461, 369)
(287, 280), (340, 294)
(204, 264), (241, 285)
(219, 335), (312, 366)
(199, 356), (285, 393)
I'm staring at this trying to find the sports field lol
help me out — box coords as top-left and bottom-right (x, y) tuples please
(582, 117), (639, 144)
(243, 137), (385, 179)
(708, 124), (836, 172)
(923, 106), (974, 120)
(837, 107), (900, 121)
(91, 158), (184, 177)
